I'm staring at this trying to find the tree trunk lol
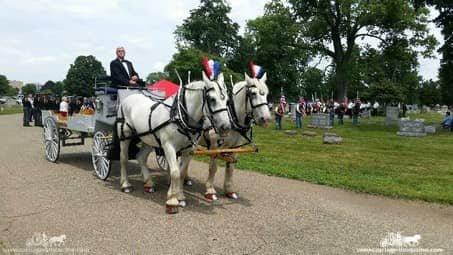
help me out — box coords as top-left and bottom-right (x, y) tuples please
(335, 64), (348, 101)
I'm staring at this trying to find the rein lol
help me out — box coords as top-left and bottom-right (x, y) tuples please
(227, 82), (268, 145)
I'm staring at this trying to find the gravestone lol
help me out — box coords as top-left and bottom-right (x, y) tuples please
(397, 119), (426, 137)
(384, 106), (399, 125)
(308, 113), (332, 129)
(361, 110), (371, 119)
(289, 103), (296, 119)
(323, 132), (343, 144)
(302, 131), (317, 137)
(421, 106), (431, 113)
(425, 126), (436, 134)
(285, 130), (297, 135)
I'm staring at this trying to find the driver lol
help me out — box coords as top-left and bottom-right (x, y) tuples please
(110, 46), (142, 87)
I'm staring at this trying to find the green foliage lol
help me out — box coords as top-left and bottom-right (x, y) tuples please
(288, 0), (437, 100)
(52, 81), (65, 96)
(146, 72), (169, 84)
(358, 38), (422, 103)
(0, 74), (9, 95)
(175, 0), (239, 57)
(164, 47), (242, 85)
(300, 67), (328, 100)
(65, 55), (106, 97)
(7, 87), (19, 96)
(22, 83), (37, 96)
(0, 105), (22, 115)
(418, 79), (441, 106)
(41, 80), (55, 91)
(240, 0), (309, 101)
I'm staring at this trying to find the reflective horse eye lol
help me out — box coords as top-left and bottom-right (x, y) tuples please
(221, 94), (225, 100)
(259, 90), (265, 96)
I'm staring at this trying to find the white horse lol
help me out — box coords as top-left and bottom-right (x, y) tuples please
(117, 72), (230, 213)
(181, 73), (271, 200)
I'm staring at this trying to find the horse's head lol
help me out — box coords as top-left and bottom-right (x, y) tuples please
(244, 72), (272, 126)
(202, 71), (231, 136)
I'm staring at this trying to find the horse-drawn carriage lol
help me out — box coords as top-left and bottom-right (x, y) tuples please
(41, 76), (157, 180)
(42, 60), (271, 213)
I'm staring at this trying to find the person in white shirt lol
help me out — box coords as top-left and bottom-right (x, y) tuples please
(59, 96), (69, 119)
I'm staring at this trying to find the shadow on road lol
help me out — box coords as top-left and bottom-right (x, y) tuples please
(54, 152), (253, 214)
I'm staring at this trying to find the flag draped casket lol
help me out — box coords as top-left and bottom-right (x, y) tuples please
(147, 80), (180, 99)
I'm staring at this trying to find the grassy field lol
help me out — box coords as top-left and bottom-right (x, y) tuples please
(203, 112), (453, 204)
(0, 105), (23, 115)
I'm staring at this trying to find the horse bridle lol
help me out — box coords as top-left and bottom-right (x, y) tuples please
(177, 81), (229, 134)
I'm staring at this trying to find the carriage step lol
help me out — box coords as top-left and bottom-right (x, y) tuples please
(62, 137), (85, 147)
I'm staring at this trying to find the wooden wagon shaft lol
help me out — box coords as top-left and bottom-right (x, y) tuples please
(192, 146), (258, 156)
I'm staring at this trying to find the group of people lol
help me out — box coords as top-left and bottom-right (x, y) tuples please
(274, 96), (364, 130)
(22, 94), (95, 126)
(22, 94), (43, 127)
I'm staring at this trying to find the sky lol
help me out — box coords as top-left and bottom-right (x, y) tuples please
(0, 0), (444, 85)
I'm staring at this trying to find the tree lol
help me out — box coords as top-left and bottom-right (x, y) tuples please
(22, 83), (37, 95)
(52, 81), (65, 96)
(288, 0), (437, 100)
(175, 0), (239, 57)
(40, 80), (56, 92)
(65, 55), (106, 97)
(0, 74), (9, 95)
(419, 79), (441, 106)
(300, 67), (327, 101)
(7, 87), (19, 96)
(416, 0), (453, 104)
(433, 2), (453, 105)
(164, 47), (242, 85)
(240, 0), (309, 101)
(358, 38), (422, 104)
(146, 72), (169, 84)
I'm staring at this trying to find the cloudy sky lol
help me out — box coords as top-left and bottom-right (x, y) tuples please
(0, 0), (443, 85)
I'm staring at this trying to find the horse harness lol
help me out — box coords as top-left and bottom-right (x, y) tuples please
(204, 82), (268, 149)
(116, 83), (228, 155)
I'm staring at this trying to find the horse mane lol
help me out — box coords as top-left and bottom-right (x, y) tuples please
(232, 81), (247, 95)
(185, 80), (206, 90)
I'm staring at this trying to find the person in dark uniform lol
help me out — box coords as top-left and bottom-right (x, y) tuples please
(110, 46), (143, 88)
(33, 95), (43, 126)
(22, 94), (33, 126)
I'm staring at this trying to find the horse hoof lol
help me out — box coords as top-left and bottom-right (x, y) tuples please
(226, 192), (238, 200)
(121, 187), (133, 193)
(144, 186), (155, 193)
(166, 205), (179, 214)
(184, 179), (193, 186)
(205, 193), (218, 201)
(178, 200), (187, 208)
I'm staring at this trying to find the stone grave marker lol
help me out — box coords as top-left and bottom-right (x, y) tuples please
(308, 113), (332, 129)
(361, 110), (371, 119)
(302, 131), (317, 137)
(323, 132), (343, 144)
(397, 119), (427, 137)
(384, 106), (399, 125)
(425, 126), (436, 134)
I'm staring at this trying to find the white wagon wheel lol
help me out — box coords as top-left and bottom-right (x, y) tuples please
(156, 154), (169, 171)
(43, 116), (60, 162)
(91, 130), (112, 180)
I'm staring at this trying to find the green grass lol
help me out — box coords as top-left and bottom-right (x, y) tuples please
(0, 105), (23, 115)
(199, 112), (453, 204)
